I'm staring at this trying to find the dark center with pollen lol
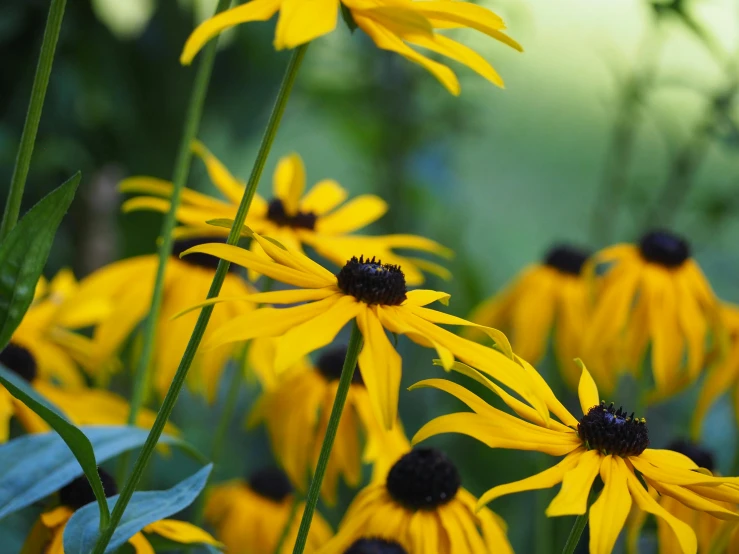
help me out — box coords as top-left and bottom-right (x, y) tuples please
(667, 439), (715, 471)
(543, 245), (591, 275)
(171, 237), (238, 273)
(248, 467), (293, 502)
(638, 230), (690, 268)
(578, 401), (649, 457)
(386, 448), (460, 511)
(337, 256), (407, 306)
(316, 346), (364, 385)
(60, 468), (118, 510)
(344, 539), (408, 554)
(267, 199), (317, 230)
(0, 343), (38, 382)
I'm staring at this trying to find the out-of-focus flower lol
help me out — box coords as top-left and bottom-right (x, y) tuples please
(69, 238), (255, 402)
(248, 345), (380, 505)
(22, 469), (219, 554)
(317, 447), (513, 554)
(178, 231), (549, 429)
(581, 230), (721, 399)
(467, 244), (591, 389)
(413, 360), (739, 554)
(205, 467), (332, 554)
(120, 142), (452, 285)
(180, 0), (523, 95)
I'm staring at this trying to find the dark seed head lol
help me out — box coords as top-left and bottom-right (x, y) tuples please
(667, 439), (715, 472)
(337, 256), (406, 306)
(172, 237), (239, 273)
(267, 199), (317, 230)
(543, 245), (591, 276)
(638, 230), (690, 268)
(344, 539), (408, 554)
(316, 346), (363, 385)
(386, 448), (460, 511)
(60, 468), (118, 510)
(248, 467), (293, 502)
(578, 401), (649, 457)
(0, 343), (38, 383)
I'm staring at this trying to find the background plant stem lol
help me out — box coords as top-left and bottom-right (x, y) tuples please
(274, 495), (301, 554)
(0, 0), (67, 241)
(291, 322), (363, 554)
(91, 43), (309, 554)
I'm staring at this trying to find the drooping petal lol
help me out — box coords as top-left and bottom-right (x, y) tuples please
(145, 519), (221, 546)
(589, 455), (632, 554)
(403, 290), (451, 307)
(127, 532), (155, 554)
(274, 0), (340, 49)
(546, 450), (602, 516)
(272, 153), (307, 215)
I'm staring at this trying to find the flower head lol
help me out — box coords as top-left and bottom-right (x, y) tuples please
(120, 143), (452, 285)
(23, 468), (219, 553)
(467, 243), (591, 388)
(317, 446), (513, 554)
(181, 0), (523, 95)
(178, 230), (549, 428)
(205, 467), (332, 554)
(581, 230), (721, 399)
(412, 360), (739, 554)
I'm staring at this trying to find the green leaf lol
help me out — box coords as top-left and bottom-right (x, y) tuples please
(63, 464), (214, 554)
(0, 365), (110, 528)
(0, 426), (198, 521)
(0, 172), (80, 350)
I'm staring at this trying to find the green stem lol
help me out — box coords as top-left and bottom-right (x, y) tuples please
(274, 495), (300, 554)
(561, 511), (589, 554)
(291, 323), (363, 554)
(0, 0), (67, 241)
(91, 43), (309, 554)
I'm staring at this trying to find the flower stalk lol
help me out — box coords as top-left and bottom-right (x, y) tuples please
(0, 0), (67, 241)
(291, 322), (363, 554)
(560, 486), (599, 554)
(91, 43), (309, 554)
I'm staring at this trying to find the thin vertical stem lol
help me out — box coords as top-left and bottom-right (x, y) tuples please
(561, 512), (589, 554)
(0, 0), (67, 241)
(91, 44), (309, 554)
(292, 322), (363, 554)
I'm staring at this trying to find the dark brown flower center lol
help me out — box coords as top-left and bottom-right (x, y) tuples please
(0, 343), (37, 382)
(578, 401), (649, 457)
(543, 245), (590, 275)
(638, 230), (690, 268)
(60, 468), (118, 510)
(336, 256), (406, 306)
(667, 439), (715, 471)
(316, 346), (364, 385)
(248, 467), (292, 502)
(386, 448), (460, 511)
(267, 199), (317, 230)
(345, 539), (408, 554)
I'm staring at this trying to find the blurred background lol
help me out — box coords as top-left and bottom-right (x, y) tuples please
(2, 0), (739, 551)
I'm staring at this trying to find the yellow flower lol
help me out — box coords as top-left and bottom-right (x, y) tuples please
(316, 446), (513, 554)
(628, 441), (739, 554)
(467, 244), (591, 389)
(693, 304), (739, 438)
(412, 360), (739, 554)
(581, 230), (721, 399)
(22, 469), (219, 554)
(248, 345), (381, 505)
(178, 230), (549, 429)
(205, 467), (333, 554)
(180, 0), (523, 95)
(120, 142), (452, 285)
(69, 239), (255, 402)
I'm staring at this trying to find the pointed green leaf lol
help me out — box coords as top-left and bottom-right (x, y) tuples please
(0, 365), (110, 527)
(0, 171), (80, 349)
(63, 464), (214, 554)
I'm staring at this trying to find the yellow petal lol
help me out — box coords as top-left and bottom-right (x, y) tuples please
(299, 178), (347, 215)
(273, 0), (340, 49)
(180, 0), (281, 64)
(127, 532), (155, 554)
(272, 153), (306, 215)
(403, 290), (450, 307)
(145, 519), (222, 546)
(577, 360), (600, 416)
(251, 232), (336, 281)
(546, 450), (602, 516)
(191, 140), (253, 206)
(314, 194), (388, 235)
(119, 175), (232, 210)
(589, 455), (632, 554)
(649, 480), (739, 520)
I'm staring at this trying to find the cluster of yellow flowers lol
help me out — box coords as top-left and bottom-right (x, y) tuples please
(4, 1), (739, 554)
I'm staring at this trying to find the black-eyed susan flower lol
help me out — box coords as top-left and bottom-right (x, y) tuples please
(467, 244), (591, 389)
(120, 143), (452, 285)
(316, 447), (513, 554)
(581, 230), (721, 399)
(205, 467), (332, 554)
(248, 345), (381, 505)
(179, 231), (550, 429)
(22, 469), (219, 554)
(412, 360), (739, 554)
(693, 304), (739, 437)
(0, 342), (176, 441)
(343, 539), (408, 554)
(69, 237), (255, 401)
(180, 0), (523, 95)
